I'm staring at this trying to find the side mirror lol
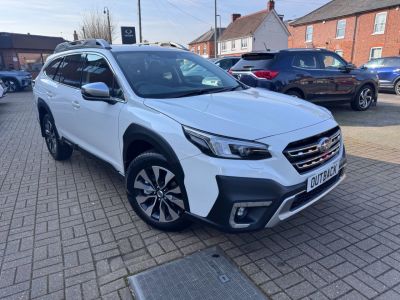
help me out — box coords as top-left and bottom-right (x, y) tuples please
(81, 82), (116, 104)
(339, 63), (356, 72)
(346, 63), (357, 70)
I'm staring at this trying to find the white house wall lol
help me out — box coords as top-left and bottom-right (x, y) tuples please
(218, 37), (253, 56)
(253, 12), (288, 52)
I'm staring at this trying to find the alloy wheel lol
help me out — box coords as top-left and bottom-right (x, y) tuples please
(396, 82), (400, 95)
(4, 80), (17, 92)
(133, 166), (185, 223)
(44, 119), (57, 154)
(358, 87), (373, 109)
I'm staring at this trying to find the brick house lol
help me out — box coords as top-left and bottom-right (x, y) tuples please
(188, 28), (225, 58)
(0, 32), (64, 74)
(217, 0), (289, 56)
(288, 0), (400, 66)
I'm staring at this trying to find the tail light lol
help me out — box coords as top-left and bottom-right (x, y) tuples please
(252, 70), (279, 80)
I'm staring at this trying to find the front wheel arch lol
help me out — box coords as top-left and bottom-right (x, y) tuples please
(122, 124), (190, 211)
(37, 98), (55, 137)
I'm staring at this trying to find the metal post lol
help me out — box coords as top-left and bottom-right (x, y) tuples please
(138, 0), (143, 43)
(216, 14), (221, 46)
(214, 0), (217, 58)
(104, 7), (112, 44)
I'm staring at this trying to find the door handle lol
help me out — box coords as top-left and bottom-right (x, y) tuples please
(72, 101), (80, 109)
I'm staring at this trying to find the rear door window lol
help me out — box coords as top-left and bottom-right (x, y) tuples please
(44, 57), (63, 79)
(233, 54), (276, 70)
(292, 53), (319, 69)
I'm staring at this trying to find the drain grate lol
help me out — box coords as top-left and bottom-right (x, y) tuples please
(128, 247), (267, 300)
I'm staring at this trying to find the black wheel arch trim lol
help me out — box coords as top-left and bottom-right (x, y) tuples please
(37, 98), (56, 137)
(356, 81), (378, 97)
(122, 123), (190, 211)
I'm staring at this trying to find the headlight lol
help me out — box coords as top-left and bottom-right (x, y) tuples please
(183, 126), (271, 160)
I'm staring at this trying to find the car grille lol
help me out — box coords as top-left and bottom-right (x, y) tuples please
(283, 127), (341, 174)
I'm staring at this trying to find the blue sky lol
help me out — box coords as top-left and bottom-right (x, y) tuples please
(0, 0), (330, 44)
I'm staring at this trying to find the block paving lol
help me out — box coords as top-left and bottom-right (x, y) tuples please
(0, 92), (399, 299)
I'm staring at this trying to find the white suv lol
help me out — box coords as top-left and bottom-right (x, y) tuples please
(33, 39), (346, 232)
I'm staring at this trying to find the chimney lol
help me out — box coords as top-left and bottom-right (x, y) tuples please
(73, 30), (78, 41)
(268, 0), (275, 11)
(231, 13), (241, 23)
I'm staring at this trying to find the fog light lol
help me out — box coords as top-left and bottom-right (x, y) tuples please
(236, 207), (248, 219)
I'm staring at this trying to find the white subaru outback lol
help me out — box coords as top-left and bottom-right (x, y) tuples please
(33, 39), (346, 232)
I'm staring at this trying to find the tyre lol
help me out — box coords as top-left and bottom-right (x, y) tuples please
(126, 152), (191, 231)
(42, 114), (73, 160)
(394, 80), (400, 96)
(3, 79), (19, 93)
(351, 85), (374, 111)
(285, 90), (303, 99)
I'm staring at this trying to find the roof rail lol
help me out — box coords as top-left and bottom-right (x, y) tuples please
(137, 41), (189, 51)
(54, 39), (111, 53)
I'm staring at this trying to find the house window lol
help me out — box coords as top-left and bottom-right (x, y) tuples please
(232, 40), (236, 50)
(374, 12), (387, 34)
(241, 38), (248, 49)
(221, 42), (227, 52)
(203, 44), (207, 55)
(305, 25), (313, 42)
(370, 47), (383, 60)
(197, 46), (200, 54)
(336, 19), (346, 38)
(335, 50), (344, 57)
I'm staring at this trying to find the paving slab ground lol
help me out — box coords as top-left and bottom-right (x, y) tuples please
(128, 247), (266, 300)
(0, 91), (399, 300)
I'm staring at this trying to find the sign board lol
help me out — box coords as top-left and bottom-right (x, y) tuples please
(121, 27), (136, 44)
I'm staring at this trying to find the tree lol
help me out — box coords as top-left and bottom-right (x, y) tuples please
(79, 10), (116, 43)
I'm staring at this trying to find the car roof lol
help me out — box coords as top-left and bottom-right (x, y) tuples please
(110, 44), (186, 53)
(243, 48), (331, 56)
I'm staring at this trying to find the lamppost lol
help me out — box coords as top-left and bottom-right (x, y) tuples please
(138, 0), (143, 43)
(214, 0), (217, 58)
(103, 7), (112, 44)
(216, 14), (222, 42)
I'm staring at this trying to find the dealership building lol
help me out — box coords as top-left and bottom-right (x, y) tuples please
(0, 32), (65, 74)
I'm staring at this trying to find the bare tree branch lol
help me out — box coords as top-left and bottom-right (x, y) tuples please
(78, 10), (117, 43)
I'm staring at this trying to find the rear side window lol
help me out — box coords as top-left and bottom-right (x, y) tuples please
(364, 58), (384, 68)
(58, 54), (83, 87)
(216, 58), (240, 70)
(82, 54), (123, 99)
(383, 58), (400, 67)
(292, 53), (318, 69)
(233, 54), (276, 70)
(44, 57), (63, 79)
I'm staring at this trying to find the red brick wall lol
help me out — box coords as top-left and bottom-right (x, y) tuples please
(188, 41), (215, 58)
(288, 7), (400, 66)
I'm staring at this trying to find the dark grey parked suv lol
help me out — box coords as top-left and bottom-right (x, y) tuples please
(230, 49), (379, 111)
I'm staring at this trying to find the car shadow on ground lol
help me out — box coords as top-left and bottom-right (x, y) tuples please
(319, 98), (400, 128)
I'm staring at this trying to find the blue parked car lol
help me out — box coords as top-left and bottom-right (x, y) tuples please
(362, 56), (400, 95)
(0, 70), (32, 92)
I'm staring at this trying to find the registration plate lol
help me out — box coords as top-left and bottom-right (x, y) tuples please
(307, 161), (340, 192)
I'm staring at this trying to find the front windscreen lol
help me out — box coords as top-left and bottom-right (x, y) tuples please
(114, 50), (243, 99)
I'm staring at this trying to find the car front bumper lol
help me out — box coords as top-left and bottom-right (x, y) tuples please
(186, 154), (346, 232)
